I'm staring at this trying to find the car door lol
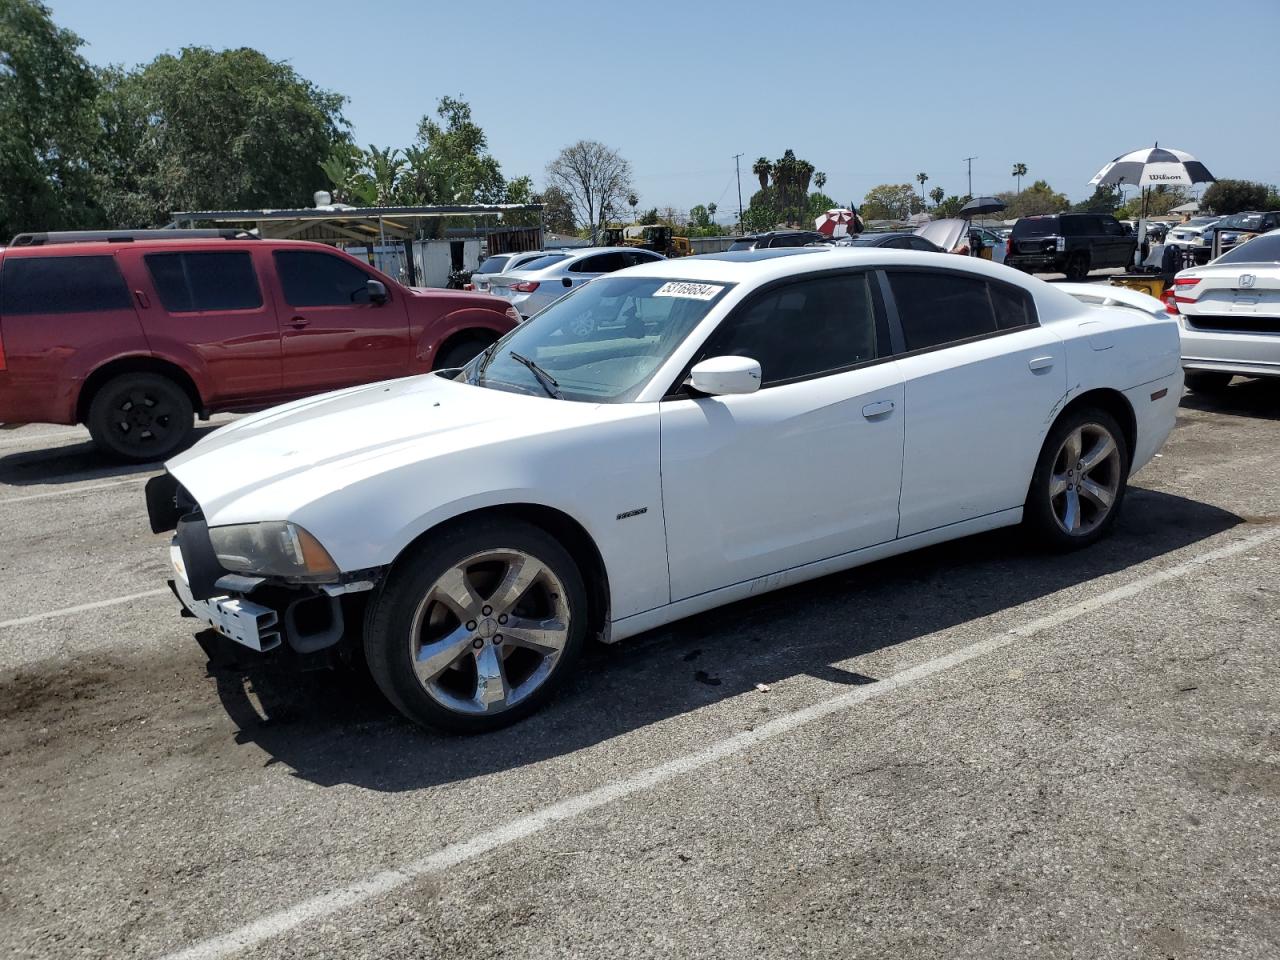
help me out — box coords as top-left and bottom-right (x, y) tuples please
(272, 248), (411, 394)
(121, 247), (282, 403)
(660, 271), (905, 601)
(885, 268), (1066, 538)
(1098, 217), (1131, 268)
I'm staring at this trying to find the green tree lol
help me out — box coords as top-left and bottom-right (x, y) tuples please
(934, 194), (971, 218)
(994, 179), (1068, 219)
(752, 156), (771, 191)
(638, 207), (660, 225)
(413, 95), (505, 205)
(929, 186), (945, 207)
(860, 183), (924, 220)
(916, 172), (929, 202)
(743, 148), (827, 227)
(805, 191), (837, 223)
(1117, 185), (1191, 220)
(1011, 162), (1027, 194)
(1202, 179), (1271, 216)
(538, 184), (576, 234)
(1070, 184), (1122, 215)
(0, 0), (102, 237)
(97, 46), (348, 226)
(688, 204), (713, 229)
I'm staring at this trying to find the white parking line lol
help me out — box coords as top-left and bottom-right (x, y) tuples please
(0, 588), (170, 630)
(155, 524), (1280, 960)
(0, 475), (151, 506)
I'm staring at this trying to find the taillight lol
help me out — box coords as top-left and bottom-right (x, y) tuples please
(505, 306), (521, 324)
(463, 283), (474, 291)
(1161, 289), (1179, 314)
(1166, 276), (1200, 313)
(512, 281), (539, 293)
(1005, 237), (1012, 257)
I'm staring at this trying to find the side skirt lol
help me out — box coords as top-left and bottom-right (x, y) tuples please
(606, 507), (1023, 644)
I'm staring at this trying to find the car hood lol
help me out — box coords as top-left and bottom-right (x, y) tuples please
(165, 373), (595, 525)
(915, 218), (968, 251)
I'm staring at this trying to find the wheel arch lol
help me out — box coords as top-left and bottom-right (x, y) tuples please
(1052, 387), (1137, 470)
(386, 502), (612, 641)
(433, 327), (501, 370)
(76, 356), (203, 424)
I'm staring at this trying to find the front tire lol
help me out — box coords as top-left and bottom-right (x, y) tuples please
(86, 372), (194, 462)
(1063, 253), (1090, 282)
(436, 334), (496, 370)
(364, 519), (588, 733)
(1023, 407), (1129, 551)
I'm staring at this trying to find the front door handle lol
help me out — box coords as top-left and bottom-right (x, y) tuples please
(1028, 355), (1055, 372)
(862, 399), (895, 419)
(289, 316), (309, 328)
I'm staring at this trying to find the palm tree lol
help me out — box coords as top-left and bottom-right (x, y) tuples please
(916, 171), (929, 203)
(814, 171), (827, 191)
(752, 157), (771, 191)
(1012, 162), (1027, 195)
(929, 186), (944, 207)
(707, 202), (717, 221)
(627, 192), (639, 221)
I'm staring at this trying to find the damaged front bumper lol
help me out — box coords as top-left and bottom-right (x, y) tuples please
(148, 472), (377, 660)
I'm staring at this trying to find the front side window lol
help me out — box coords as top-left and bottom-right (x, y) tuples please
(570, 253), (627, 274)
(467, 276), (732, 403)
(696, 273), (881, 387)
(145, 252), (262, 312)
(888, 271), (1006, 350)
(274, 251), (374, 306)
(0, 255), (131, 315)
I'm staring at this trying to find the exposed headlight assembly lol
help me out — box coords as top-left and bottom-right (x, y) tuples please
(208, 522), (339, 582)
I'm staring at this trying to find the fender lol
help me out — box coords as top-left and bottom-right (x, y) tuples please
(414, 306), (518, 368)
(112, 338), (214, 403)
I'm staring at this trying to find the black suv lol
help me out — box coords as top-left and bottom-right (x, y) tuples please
(1005, 214), (1137, 280)
(728, 230), (828, 251)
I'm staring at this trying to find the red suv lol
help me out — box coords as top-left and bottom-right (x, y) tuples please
(0, 230), (519, 460)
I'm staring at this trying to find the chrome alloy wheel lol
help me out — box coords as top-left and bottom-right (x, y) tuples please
(1049, 422), (1123, 536)
(407, 549), (571, 715)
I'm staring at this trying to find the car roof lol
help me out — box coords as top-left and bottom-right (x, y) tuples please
(0, 236), (341, 257)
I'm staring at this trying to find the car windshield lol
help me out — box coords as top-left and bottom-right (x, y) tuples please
(463, 276), (733, 403)
(1221, 214), (1264, 230)
(1215, 234), (1280, 264)
(475, 255), (512, 274)
(512, 253), (570, 272)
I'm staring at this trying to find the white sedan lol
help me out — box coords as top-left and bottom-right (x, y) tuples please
(486, 246), (664, 318)
(149, 248), (1182, 733)
(1169, 228), (1280, 391)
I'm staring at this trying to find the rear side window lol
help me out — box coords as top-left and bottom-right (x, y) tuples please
(0, 255), (131, 315)
(989, 283), (1037, 330)
(887, 271), (1001, 350)
(514, 254), (569, 271)
(145, 252), (262, 312)
(571, 253), (627, 273)
(274, 251), (374, 306)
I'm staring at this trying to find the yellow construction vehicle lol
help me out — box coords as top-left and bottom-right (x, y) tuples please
(602, 223), (691, 257)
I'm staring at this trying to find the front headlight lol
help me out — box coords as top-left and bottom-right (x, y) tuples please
(208, 522), (339, 582)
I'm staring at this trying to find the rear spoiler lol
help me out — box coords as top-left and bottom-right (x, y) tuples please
(1055, 282), (1167, 318)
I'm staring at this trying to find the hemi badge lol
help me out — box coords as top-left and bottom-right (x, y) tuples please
(616, 507), (648, 521)
(1150, 388), (1168, 401)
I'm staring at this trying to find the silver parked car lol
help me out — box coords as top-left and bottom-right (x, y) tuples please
(1170, 228), (1280, 392)
(1166, 216), (1221, 251)
(468, 250), (555, 293)
(488, 247), (665, 318)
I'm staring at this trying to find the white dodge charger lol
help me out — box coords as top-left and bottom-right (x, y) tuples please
(147, 248), (1182, 733)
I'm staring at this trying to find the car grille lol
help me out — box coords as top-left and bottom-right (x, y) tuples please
(1186, 315), (1280, 334)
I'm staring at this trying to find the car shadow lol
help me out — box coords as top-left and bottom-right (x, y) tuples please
(0, 422), (224, 486)
(1180, 378), (1280, 422)
(206, 486), (1246, 792)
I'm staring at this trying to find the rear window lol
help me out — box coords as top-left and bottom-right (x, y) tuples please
(514, 254), (570, 271)
(1013, 218), (1059, 238)
(0, 255), (132, 315)
(476, 255), (513, 274)
(1216, 234), (1280, 264)
(145, 252), (262, 312)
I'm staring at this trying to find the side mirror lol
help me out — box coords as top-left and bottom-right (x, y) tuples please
(687, 356), (762, 396)
(366, 279), (388, 304)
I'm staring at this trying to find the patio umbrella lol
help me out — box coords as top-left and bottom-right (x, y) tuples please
(815, 208), (855, 238)
(959, 196), (1005, 219)
(1088, 144), (1215, 265)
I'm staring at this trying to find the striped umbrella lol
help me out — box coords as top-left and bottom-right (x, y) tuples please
(814, 208), (856, 237)
(1089, 144), (1215, 188)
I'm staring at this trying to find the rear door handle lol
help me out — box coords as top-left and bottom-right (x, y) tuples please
(289, 316), (309, 328)
(862, 399), (895, 419)
(1028, 355), (1055, 372)
(133, 290), (150, 309)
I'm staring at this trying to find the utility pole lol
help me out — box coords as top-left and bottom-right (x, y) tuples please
(963, 156), (977, 198)
(733, 153), (744, 235)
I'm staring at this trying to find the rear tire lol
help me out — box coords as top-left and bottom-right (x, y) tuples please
(436, 334), (496, 370)
(1063, 254), (1090, 282)
(87, 372), (194, 462)
(1023, 406), (1129, 551)
(364, 518), (588, 734)
(1183, 371), (1233, 394)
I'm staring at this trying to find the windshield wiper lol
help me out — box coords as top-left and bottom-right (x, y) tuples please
(508, 351), (563, 399)
(471, 340), (501, 385)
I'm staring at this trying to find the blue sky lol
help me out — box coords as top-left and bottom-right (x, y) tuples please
(48, 0), (1280, 218)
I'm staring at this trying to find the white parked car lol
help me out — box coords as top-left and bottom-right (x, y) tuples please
(467, 250), (553, 293)
(1166, 216), (1221, 250)
(149, 248), (1182, 733)
(487, 246), (664, 318)
(1168, 228), (1280, 391)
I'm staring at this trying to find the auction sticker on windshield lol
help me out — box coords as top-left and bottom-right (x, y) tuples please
(654, 281), (724, 300)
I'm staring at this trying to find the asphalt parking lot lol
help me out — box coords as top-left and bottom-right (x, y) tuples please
(3, 373), (1280, 959)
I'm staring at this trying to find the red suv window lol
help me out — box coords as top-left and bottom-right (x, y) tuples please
(274, 251), (374, 306)
(0, 255), (132, 315)
(145, 251), (263, 313)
